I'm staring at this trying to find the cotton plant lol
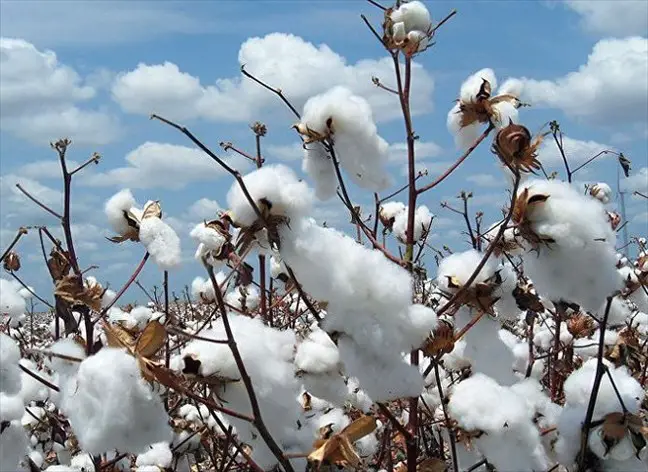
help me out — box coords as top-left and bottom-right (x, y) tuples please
(295, 86), (391, 198)
(447, 68), (525, 149)
(379, 201), (433, 243)
(105, 189), (181, 270)
(384, 0), (433, 54)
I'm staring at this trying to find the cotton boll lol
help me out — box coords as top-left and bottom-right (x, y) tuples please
(139, 217), (181, 270)
(448, 374), (549, 471)
(338, 337), (424, 401)
(0, 279), (27, 322)
(0, 333), (21, 396)
(294, 328), (340, 374)
(517, 179), (621, 312)
(390, 1), (432, 35)
(299, 87), (391, 192)
(70, 453), (95, 472)
(392, 205), (433, 243)
(60, 348), (172, 455)
(606, 296), (633, 326)
(379, 201), (406, 228)
(136, 442), (172, 469)
(190, 223), (227, 254)
(447, 102), (481, 150)
(460, 68), (498, 103)
(302, 142), (337, 200)
(589, 182), (613, 204)
(47, 338), (86, 380)
(226, 164), (313, 227)
(0, 421), (29, 472)
(105, 189), (137, 236)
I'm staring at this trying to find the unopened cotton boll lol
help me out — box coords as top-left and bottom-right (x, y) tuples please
(299, 86), (391, 193)
(60, 347), (172, 455)
(226, 164), (313, 227)
(138, 217), (182, 270)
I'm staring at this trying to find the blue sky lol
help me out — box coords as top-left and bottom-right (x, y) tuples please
(1, 0), (647, 305)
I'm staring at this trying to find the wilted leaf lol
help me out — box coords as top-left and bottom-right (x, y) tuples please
(54, 275), (103, 311)
(102, 321), (136, 353)
(602, 412), (627, 440)
(308, 416), (377, 469)
(135, 320), (167, 358)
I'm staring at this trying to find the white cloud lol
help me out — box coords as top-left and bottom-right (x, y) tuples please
(0, 38), (120, 145)
(537, 135), (614, 168)
(517, 37), (648, 125)
(112, 33), (434, 124)
(388, 141), (442, 164)
(622, 166), (648, 193)
(631, 210), (647, 225)
(0, 1), (214, 47)
(266, 143), (303, 162)
(83, 142), (249, 189)
(466, 174), (501, 188)
(16, 159), (80, 180)
(188, 198), (221, 221)
(563, 1), (648, 37)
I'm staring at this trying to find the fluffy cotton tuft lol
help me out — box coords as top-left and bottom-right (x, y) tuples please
(105, 189), (137, 236)
(516, 179), (621, 312)
(226, 164), (313, 227)
(60, 347), (172, 454)
(0, 279), (27, 323)
(300, 86), (391, 194)
(139, 217), (182, 270)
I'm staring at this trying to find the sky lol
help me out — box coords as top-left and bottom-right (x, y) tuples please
(0, 0), (647, 306)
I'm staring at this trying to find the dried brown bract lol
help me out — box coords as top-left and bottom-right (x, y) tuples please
(107, 200), (161, 244)
(492, 122), (544, 173)
(511, 188), (555, 250)
(308, 415), (377, 469)
(54, 275), (104, 312)
(3, 251), (20, 272)
(422, 319), (455, 357)
(453, 79), (522, 130)
(598, 411), (647, 457)
(566, 313), (596, 339)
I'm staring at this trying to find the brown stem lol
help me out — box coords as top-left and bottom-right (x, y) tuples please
(0, 227), (28, 263)
(417, 124), (494, 194)
(15, 184), (62, 219)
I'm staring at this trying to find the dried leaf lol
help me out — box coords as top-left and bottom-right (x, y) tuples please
(135, 320), (167, 358)
(102, 321), (136, 353)
(341, 415), (377, 443)
(54, 275), (103, 311)
(418, 458), (447, 472)
(142, 200), (162, 220)
(602, 412), (627, 440)
(308, 416), (377, 469)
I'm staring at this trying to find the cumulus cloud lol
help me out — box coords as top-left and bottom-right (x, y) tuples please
(563, 0), (648, 37)
(622, 166), (648, 193)
(112, 33), (434, 124)
(188, 198), (221, 221)
(516, 37), (648, 125)
(537, 135), (614, 168)
(0, 38), (120, 145)
(466, 174), (501, 188)
(83, 142), (249, 189)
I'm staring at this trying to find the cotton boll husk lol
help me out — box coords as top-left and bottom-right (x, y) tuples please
(518, 179), (621, 312)
(0, 279), (27, 322)
(0, 421), (29, 472)
(337, 337), (424, 401)
(390, 1), (432, 34)
(448, 374), (549, 471)
(138, 217), (181, 270)
(226, 164), (313, 227)
(104, 189), (137, 236)
(302, 142), (337, 200)
(300, 86), (391, 192)
(0, 333), (21, 396)
(60, 348), (172, 455)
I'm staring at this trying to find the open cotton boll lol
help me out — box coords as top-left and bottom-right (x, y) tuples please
(0, 421), (29, 472)
(226, 164), (313, 227)
(517, 179), (621, 312)
(138, 217), (181, 270)
(47, 338), (86, 380)
(104, 189), (137, 235)
(0, 334), (21, 396)
(460, 68), (498, 103)
(70, 453), (95, 472)
(190, 223), (227, 254)
(390, 1), (432, 35)
(447, 102), (481, 150)
(0, 279), (27, 322)
(379, 201), (406, 226)
(299, 86), (391, 192)
(60, 347), (172, 455)
(392, 205), (433, 243)
(136, 442), (172, 469)
(589, 182), (613, 204)
(448, 374), (549, 471)
(294, 328), (340, 374)
(225, 285), (260, 312)
(338, 337), (424, 401)
(302, 142), (338, 200)
(605, 296), (634, 326)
